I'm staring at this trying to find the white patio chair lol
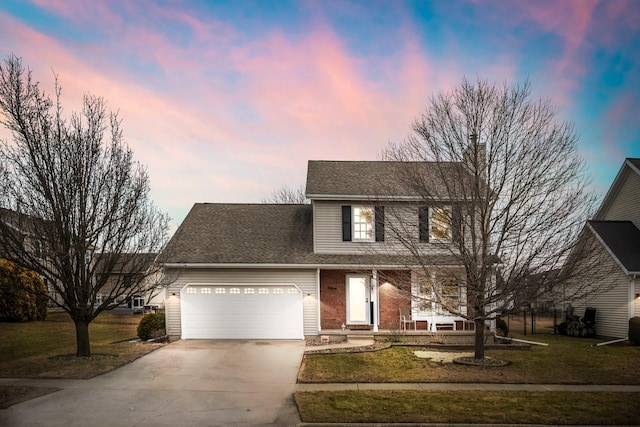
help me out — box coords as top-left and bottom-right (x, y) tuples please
(399, 307), (416, 331)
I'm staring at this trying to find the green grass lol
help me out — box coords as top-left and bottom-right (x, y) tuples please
(295, 390), (640, 424)
(0, 311), (162, 379)
(299, 333), (640, 384)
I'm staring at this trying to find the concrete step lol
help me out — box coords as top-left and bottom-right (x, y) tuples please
(347, 334), (374, 344)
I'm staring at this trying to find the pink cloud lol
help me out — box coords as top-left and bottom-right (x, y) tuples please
(516, 0), (598, 106)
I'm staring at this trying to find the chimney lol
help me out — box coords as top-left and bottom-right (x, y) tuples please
(464, 133), (486, 179)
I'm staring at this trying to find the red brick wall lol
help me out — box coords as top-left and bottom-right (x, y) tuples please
(319, 270), (348, 329)
(378, 270), (411, 328)
(319, 269), (413, 330)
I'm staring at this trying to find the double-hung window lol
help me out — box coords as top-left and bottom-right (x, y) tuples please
(419, 205), (452, 242)
(352, 206), (374, 241)
(417, 274), (463, 315)
(342, 205), (384, 242)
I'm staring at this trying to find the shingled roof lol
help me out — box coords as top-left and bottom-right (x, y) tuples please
(627, 158), (640, 171)
(305, 160), (469, 200)
(160, 203), (458, 267)
(588, 220), (640, 274)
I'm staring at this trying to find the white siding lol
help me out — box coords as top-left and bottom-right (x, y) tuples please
(634, 277), (639, 318)
(313, 200), (453, 256)
(165, 268), (318, 338)
(599, 168), (640, 228)
(570, 245), (631, 338)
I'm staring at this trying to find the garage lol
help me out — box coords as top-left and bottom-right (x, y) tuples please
(180, 284), (304, 339)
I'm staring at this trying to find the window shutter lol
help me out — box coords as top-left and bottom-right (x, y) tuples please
(375, 206), (385, 242)
(451, 205), (462, 243)
(342, 205), (352, 241)
(419, 206), (429, 242)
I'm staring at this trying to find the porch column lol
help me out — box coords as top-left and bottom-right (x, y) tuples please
(372, 269), (379, 332)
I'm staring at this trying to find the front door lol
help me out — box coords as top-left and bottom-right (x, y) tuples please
(346, 275), (370, 324)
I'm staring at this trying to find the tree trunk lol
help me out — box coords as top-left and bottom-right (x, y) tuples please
(75, 318), (91, 357)
(474, 318), (485, 359)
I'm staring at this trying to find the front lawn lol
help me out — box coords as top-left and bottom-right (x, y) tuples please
(0, 311), (163, 379)
(295, 390), (640, 425)
(299, 333), (640, 384)
(0, 311), (164, 409)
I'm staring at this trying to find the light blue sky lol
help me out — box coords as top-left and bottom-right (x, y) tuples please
(1, 0), (638, 231)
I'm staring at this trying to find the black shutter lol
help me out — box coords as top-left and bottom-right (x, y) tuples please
(451, 205), (462, 243)
(375, 206), (385, 242)
(342, 205), (352, 241)
(419, 206), (429, 242)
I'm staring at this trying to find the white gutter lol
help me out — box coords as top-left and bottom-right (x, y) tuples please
(161, 262), (464, 269)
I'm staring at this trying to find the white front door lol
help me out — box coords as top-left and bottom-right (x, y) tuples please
(346, 275), (370, 324)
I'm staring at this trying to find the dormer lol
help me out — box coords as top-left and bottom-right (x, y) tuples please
(305, 160), (462, 255)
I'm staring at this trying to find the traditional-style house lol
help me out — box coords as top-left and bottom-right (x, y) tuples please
(566, 158), (640, 338)
(160, 160), (493, 339)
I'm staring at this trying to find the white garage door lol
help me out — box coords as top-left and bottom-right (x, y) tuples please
(180, 284), (304, 339)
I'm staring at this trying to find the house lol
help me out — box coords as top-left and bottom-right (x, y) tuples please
(95, 252), (166, 312)
(161, 160), (491, 340)
(0, 207), (64, 306)
(566, 158), (640, 338)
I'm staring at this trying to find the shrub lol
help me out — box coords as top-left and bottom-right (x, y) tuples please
(137, 312), (166, 341)
(495, 316), (509, 337)
(0, 259), (48, 322)
(629, 317), (640, 346)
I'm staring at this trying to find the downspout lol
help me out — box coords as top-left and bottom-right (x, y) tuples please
(372, 269), (379, 332)
(316, 268), (321, 334)
(592, 337), (629, 347)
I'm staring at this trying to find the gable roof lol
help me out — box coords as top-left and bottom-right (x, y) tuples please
(627, 158), (640, 170)
(160, 204), (313, 264)
(305, 160), (469, 200)
(595, 158), (640, 219)
(160, 203), (458, 267)
(587, 220), (640, 274)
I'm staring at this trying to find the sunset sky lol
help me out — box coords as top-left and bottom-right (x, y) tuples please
(1, 0), (639, 232)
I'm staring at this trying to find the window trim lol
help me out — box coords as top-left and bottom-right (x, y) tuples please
(352, 205), (375, 242)
(419, 205), (452, 242)
(416, 273), (465, 316)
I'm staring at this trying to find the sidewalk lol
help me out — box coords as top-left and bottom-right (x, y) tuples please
(296, 382), (640, 392)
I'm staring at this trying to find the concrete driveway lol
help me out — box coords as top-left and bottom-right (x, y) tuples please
(0, 340), (305, 426)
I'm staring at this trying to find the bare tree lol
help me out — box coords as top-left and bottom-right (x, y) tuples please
(261, 184), (308, 204)
(383, 78), (606, 359)
(0, 55), (170, 356)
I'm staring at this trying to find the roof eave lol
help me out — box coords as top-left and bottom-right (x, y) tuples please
(586, 222), (635, 275)
(161, 262), (463, 269)
(306, 194), (424, 201)
(595, 159), (640, 219)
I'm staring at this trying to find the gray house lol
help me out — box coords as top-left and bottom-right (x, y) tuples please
(568, 158), (640, 338)
(161, 160), (486, 339)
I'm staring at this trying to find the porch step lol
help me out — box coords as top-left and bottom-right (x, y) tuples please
(347, 334), (374, 344)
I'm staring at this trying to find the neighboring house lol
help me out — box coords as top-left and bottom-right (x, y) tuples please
(161, 160), (491, 340)
(96, 252), (165, 312)
(566, 158), (640, 338)
(0, 207), (63, 306)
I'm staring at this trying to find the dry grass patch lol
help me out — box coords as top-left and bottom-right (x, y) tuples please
(299, 333), (640, 384)
(0, 311), (163, 379)
(295, 390), (640, 424)
(0, 311), (164, 408)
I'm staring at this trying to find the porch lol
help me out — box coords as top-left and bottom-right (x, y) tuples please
(312, 328), (480, 346)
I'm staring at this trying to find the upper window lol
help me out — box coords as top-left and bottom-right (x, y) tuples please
(430, 206), (452, 241)
(419, 206), (452, 242)
(352, 206), (375, 241)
